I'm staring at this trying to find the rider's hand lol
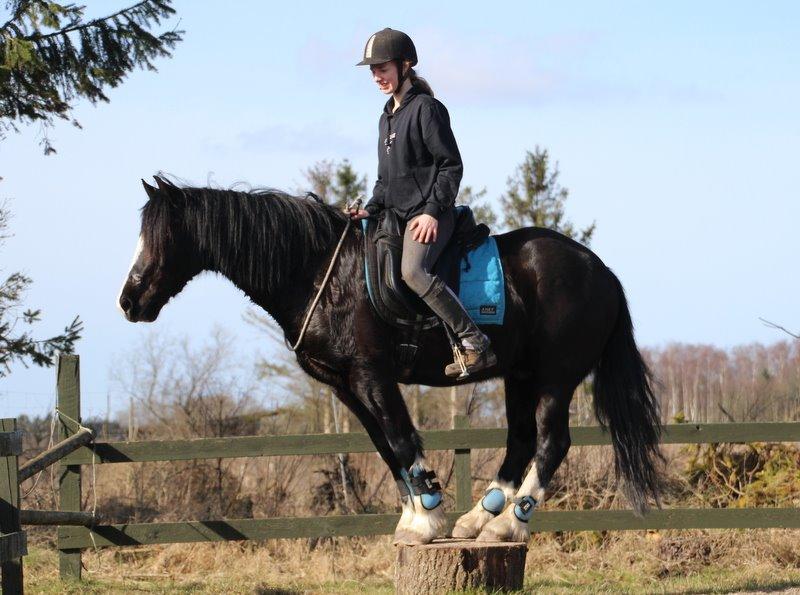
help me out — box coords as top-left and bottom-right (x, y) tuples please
(408, 214), (438, 244)
(348, 208), (370, 220)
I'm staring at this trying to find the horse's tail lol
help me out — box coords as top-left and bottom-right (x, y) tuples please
(592, 274), (663, 515)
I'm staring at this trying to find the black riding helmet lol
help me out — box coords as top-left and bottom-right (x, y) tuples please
(357, 28), (417, 88)
(356, 28), (417, 66)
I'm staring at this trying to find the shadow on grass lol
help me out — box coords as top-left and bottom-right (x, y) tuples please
(525, 575), (800, 595)
(670, 577), (800, 595)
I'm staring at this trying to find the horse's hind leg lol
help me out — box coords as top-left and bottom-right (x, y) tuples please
(452, 375), (539, 538)
(350, 365), (447, 545)
(478, 384), (573, 542)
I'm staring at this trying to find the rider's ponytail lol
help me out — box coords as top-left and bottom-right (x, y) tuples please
(408, 67), (434, 97)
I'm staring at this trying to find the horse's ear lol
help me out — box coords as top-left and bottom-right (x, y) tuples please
(154, 175), (173, 193)
(142, 178), (159, 200)
(154, 175), (185, 206)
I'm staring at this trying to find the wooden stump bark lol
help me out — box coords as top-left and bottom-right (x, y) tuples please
(395, 538), (527, 594)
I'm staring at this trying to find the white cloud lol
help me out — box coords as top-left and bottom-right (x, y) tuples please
(237, 122), (370, 155)
(413, 28), (605, 106)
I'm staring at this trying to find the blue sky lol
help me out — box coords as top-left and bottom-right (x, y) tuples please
(1, 1), (798, 419)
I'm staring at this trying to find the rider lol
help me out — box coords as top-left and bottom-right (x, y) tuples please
(349, 27), (496, 378)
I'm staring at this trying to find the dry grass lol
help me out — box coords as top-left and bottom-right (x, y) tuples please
(25, 538), (397, 593)
(523, 528), (800, 593)
(22, 528), (800, 593)
(19, 431), (800, 593)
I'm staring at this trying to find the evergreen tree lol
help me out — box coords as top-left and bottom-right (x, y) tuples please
(0, 1), (179, 374)
(1, 0), (183, 153)
(0, 203), (82, 376)
(457, 185), (498, 228)
(500, 146), (595, 245)
(303, 159), (367, 207)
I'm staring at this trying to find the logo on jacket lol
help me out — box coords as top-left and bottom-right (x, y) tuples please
(384, 132), (396, 154)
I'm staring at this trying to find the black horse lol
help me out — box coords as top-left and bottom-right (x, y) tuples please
(118, 176), (662, 544)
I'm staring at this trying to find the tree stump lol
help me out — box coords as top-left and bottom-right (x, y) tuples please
(395, 538), (527, 594)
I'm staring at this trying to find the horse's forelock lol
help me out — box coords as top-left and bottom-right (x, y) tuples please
(139, 191), (178, 264)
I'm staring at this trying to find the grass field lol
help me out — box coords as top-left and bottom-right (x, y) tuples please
(20, 527), (800, 594)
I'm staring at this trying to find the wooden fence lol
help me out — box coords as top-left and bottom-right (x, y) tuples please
(4, 354), (800, 586)
(1, 418), (26, 593)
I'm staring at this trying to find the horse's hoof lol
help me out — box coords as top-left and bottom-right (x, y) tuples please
(451, 507), (495, 539)
(393, 495), (448, 545)
(450, 523), (478, 539)
(393, 528), (433, 546)
(476, 505), (530, 543)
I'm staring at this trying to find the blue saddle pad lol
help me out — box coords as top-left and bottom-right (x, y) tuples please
(458, 236), (505, 325)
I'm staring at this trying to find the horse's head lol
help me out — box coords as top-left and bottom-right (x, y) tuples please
(117, 176), (200, 322)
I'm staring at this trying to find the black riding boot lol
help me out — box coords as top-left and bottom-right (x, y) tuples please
(421, 280), (496, 377)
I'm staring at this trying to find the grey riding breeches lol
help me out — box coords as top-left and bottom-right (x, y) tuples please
(399, 208), (456, 299)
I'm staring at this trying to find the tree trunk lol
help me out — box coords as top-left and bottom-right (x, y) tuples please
(395, 538), (527, 594)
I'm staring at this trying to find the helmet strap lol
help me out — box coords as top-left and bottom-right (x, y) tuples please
(396, 59), (411, 88)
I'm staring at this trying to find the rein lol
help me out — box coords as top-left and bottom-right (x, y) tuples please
(285, 198), (362, 352)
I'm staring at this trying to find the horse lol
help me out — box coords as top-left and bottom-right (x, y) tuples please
(118, 176), (663, 545)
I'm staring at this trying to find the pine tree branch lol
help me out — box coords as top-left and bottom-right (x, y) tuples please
(22, 1), (166, 42)
(0, 0), (181, 152)
(0, 0), (28, 34)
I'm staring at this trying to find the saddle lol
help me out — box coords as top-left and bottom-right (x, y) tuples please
(361, 206), (491, 332)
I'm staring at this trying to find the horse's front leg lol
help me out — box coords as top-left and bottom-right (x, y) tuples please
(350, 365), (448, 545)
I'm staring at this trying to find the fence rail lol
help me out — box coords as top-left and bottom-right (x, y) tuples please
(58, 508), (800, 550)
(61, 422), (800, 465)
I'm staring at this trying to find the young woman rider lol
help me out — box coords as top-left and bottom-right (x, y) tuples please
(349, 27), (496, 378)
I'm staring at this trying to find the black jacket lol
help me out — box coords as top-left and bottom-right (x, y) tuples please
(365, 84), (463, 220)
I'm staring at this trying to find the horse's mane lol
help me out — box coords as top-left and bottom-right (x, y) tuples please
(140, 180), (347, 294)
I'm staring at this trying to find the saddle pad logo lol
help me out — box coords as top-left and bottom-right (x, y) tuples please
(479, 305), (497, 316)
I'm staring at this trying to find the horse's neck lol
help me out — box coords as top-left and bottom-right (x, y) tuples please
(202, 221), (337, 333)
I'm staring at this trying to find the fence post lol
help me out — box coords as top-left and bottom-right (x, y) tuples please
(57, 355), (82, 580)
(453, 414), (472, 511)
(0, 418), (25, 594)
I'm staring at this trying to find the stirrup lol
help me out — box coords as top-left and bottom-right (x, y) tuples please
(451, 344), (469, 379)
(443, 323), (469, 379)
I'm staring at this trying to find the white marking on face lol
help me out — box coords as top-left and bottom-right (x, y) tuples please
(117, 234), (144, 316)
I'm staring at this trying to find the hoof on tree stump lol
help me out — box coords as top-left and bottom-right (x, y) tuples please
(395, 538), (527, 594)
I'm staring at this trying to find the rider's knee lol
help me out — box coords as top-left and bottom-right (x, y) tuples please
(401, 264), (433, 297)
